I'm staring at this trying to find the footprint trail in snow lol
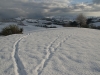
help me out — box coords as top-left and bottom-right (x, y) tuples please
(12, 34), (30, 75)
(35, 34), (71, 75)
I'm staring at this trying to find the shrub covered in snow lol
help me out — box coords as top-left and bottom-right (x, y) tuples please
(0, 25), (23, 36)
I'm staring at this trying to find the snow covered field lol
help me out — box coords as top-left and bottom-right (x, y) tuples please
(89, 22), (100, 27)
(0, 23), (100, 75)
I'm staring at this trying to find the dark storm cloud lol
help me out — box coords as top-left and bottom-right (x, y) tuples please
(0, 0), (100, 19)
(0, 0), (51, 18)
(0, 0), (74, 18)
(0, 9), (20, 19)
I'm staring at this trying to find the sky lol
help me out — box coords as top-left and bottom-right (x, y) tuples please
(73, 0), (92, 3)
(0, 0), (100, 19)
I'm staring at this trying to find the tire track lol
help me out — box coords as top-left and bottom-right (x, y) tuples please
(12, 34), (30, 75)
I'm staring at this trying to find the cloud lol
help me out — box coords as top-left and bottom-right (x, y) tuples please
(0, 0), (72, 18)
(0, 0), (100, 19)
(93, 0), (100, 4)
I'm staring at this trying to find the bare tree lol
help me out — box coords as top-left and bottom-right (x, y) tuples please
(76, 13), (87, 27)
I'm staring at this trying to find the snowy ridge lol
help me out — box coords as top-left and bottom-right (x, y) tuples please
(12, 33), (30, 75)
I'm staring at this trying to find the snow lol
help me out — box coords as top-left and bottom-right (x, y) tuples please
(15, 17), (25, 21)
(89, 22), (100, 27)
(0, 21), (100, 75)
(26, 19), (37, 23)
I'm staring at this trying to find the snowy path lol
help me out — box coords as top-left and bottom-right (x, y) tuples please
(12, 34), (30, 75)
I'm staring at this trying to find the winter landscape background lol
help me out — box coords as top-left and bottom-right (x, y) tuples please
(0, 0), (100, 75)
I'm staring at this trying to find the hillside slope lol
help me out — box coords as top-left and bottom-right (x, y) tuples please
(0, 28), (100, 75)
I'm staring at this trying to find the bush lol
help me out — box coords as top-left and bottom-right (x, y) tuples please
(63, 23), (70, 27)
(76, 13), (87, 27)
(48, 26), (57, 28)
(86, 18), (93, 25)
(0, 25), (23, 36)
(69, 21), (78, 27)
